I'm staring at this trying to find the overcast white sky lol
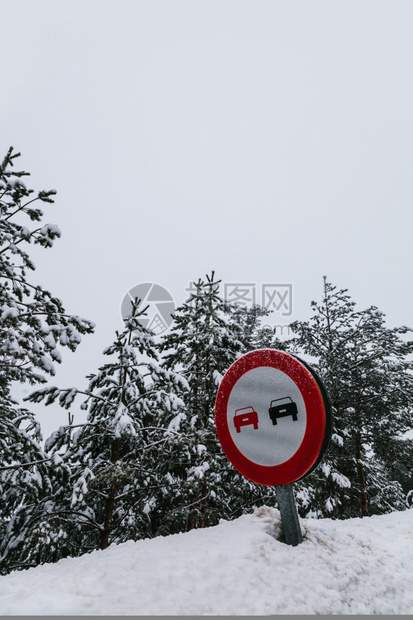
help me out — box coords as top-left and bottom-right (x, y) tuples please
(2, 1), (413, 436)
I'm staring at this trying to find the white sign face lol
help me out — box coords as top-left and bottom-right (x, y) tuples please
(227, 366), (307, 466)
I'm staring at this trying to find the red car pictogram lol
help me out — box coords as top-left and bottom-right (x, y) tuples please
(233, 406), (259, 433)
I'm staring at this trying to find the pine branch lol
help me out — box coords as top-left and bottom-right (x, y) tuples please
(0, 457), (52, 472)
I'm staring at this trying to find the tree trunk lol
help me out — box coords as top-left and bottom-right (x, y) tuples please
(100, 437), (121, 550)
(186, 487), (199, 532)
(186, 503), (197, 532)
(355, 433), (368, 517)
(100, 483), (117, 550)
(200, 483), (208, 528)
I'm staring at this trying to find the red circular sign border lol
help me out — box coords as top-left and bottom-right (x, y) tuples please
(215, 349), (327, 486)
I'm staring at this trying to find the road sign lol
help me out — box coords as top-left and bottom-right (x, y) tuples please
(215, 349), (332, 487)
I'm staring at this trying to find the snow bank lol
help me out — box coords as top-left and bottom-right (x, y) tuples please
(1, 506), (412, 615)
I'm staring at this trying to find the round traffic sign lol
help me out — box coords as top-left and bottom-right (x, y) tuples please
(215, 349), (332, 486)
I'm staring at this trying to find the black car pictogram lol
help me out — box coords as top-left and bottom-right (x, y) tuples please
(268, 396), (298, 425)
(233, 406), (259, 433)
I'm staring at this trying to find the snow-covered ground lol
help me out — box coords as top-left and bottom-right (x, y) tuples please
(1, 506), (412, 615)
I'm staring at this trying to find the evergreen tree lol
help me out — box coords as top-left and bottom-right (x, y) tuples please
(27, 302), (188, 555)
(0, 377), (70, 574)
(0, 147), (94, 573)
(232, 303), (284, 352)
(290, 277), (413, 519)
(159, 272), (277, 530)
(0, 147), (94, 386)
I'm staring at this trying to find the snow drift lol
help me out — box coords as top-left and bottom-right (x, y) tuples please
(1, 506), (412, 615)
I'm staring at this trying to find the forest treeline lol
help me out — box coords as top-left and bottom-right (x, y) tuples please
(1, 148), (412, 575)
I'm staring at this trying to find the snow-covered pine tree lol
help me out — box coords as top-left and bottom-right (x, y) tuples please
(0, 147), (94, 574)
(0, 376), (71, 574)
(158, 272), (276, 530)
(0, 147), (95, 386)
(290, 277), (413, 519)
(27, 301), (188, 555)
(232, 303), (286, 352)
(371, 432), (413, 511)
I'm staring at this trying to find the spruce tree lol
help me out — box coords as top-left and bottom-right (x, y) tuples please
(232, 303), (284, 352)
(290, 277), (413, 519)
(0, 377), (71, 574)
(0, 147), (94, 573)
(159, 272), (277, 530)
(27, 302), (187, 554)
(0, 147), (94, 386)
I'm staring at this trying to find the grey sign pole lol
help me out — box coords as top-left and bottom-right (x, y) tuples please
(276, 484), (303, 546)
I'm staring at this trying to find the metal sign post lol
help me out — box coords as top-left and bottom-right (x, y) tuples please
(275, 484), (303, 546)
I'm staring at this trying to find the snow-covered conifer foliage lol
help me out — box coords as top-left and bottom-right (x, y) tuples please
(0, 147), (95, 385)
(232, 303), (283, 352)
(159, 272), (277, 530)
(27, 302), (188, 553)
(290, 277), (413, 519)
(0, 147), (94, 574)
(0, 376), (71, 574)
